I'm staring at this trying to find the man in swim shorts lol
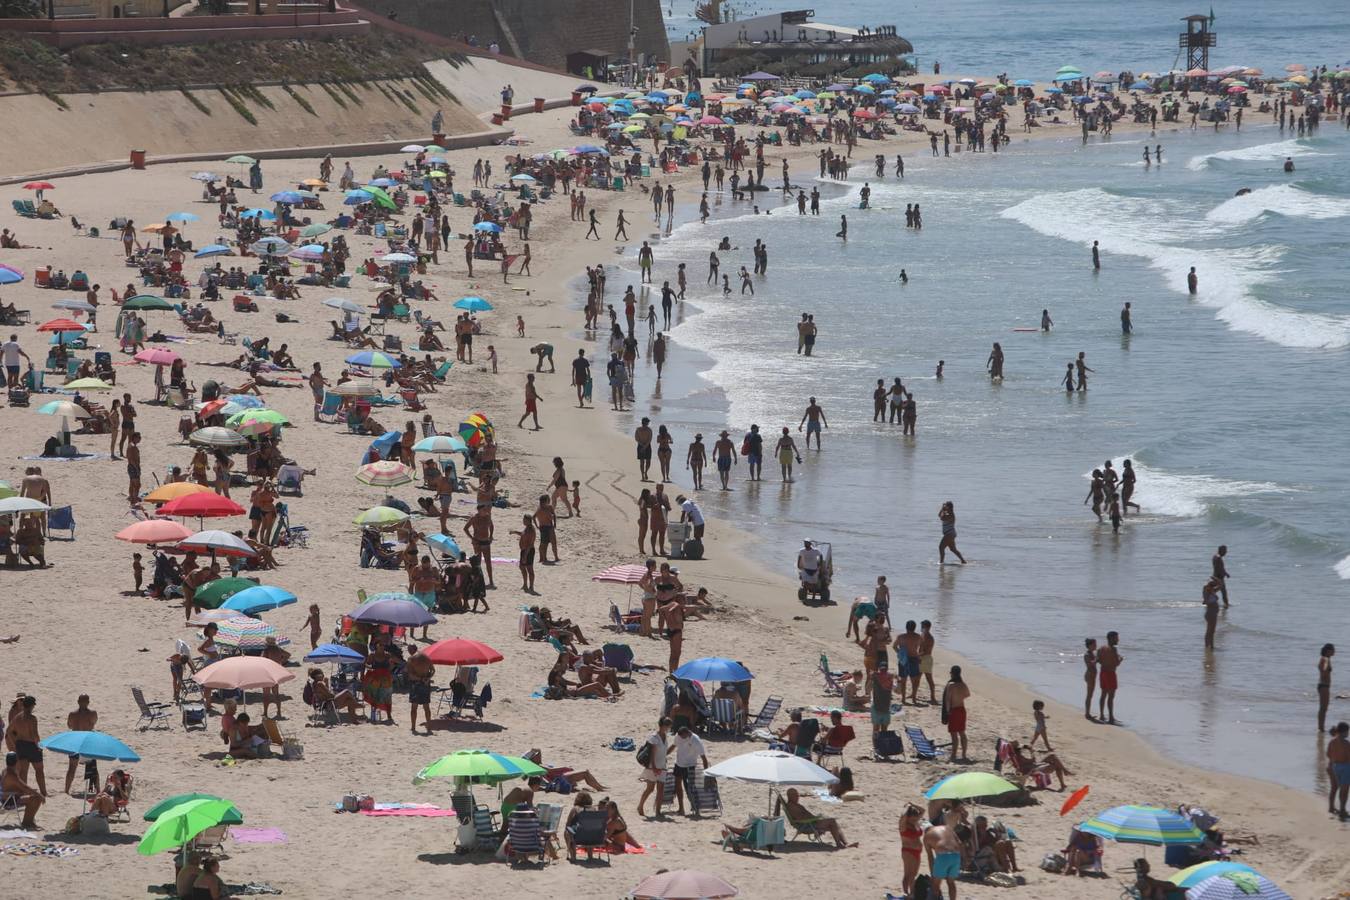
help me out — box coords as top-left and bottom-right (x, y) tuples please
(1326, 721), (1349, 819)
(712, 430), (738, 491)
(798, 397), (827, 450)
(919, 620), (937, 703)
(924, 809), (964, 898)
(1097, 631), (1122, 724)
(894, 621), (923, 704)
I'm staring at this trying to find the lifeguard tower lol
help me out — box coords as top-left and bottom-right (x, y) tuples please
(1180, 14), (1216, 73)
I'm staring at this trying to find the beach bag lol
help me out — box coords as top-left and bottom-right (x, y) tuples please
(1040, 852), (1066, 873)
(341, 794), (360, 812)
(456, 819), (478, 851)
(910, 873), (935, 899)
(78, 813), (109, 836)
(635, 739), (653, 769)
(282, 738), (305, 761)
(873, 730), (904, 758)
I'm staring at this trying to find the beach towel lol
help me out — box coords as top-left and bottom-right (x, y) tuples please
(361, 807), (457, 817)
(1, 841), (78, 858)
(229, 827), (288, 844)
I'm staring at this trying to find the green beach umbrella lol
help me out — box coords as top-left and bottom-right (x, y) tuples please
(353, 505), (410, 528)
(1078, 804), (1205, 845)
(144, 793), (243, 825)
(413, 749), (545, 786)
(193, 577), (259, 609)
(138, 798), (237, 856)
(924, 772), (1019, 800)
(227, 409), (289, 434)
(123, 295), (175, 312)
(300, 223), (332, 238)
(225, 155), (257, 165)
(0, 481), (15, 500)
(65, 377), (113, 390)
(363, 185), (396, 210)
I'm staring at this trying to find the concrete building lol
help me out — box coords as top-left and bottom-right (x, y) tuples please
(700, 9), (910, 74)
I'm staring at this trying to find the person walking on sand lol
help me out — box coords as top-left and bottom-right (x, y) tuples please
(941, 666), (970, 762)
(685, 433), (706, 490)
(1097, 631), (1122, 724)
(1318, 644), (1335, 733)
(634, 417), (654, 482)
(1326, 721), (1349, 819)
(938, 501), (965, 564)
(517, 374), (542, 430)
(584, 209), (600, 240)
(636, 717), (672, 818)
(1211, 545), (1231, 606)
(799, 396), (828, 450)
(615, 210), (629, 242)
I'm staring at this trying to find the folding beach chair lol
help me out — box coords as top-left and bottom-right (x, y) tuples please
(608, 603), (640, 633)
(601, 643), (634, 680)
(46, 505), (75, 540)
(316, 392), (343, 423)
(471, 804), (498, 851)
(567, 808), (610, 863)
(131, 687), (171, 731)
(905, 725), (940, 760)
(709, 696), (745, 737)
(506, 810), (548, 866)
(276, 464), (305, 496)
(722, 815), (784, 854)
(747, 696), (782, 731)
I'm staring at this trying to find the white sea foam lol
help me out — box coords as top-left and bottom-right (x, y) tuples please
(1335, 555), (1350, 580)
(1205, 183), (1350, 225)
(1000, 187), (1350, 349)
(1085, 458), (1287, 518)
(1185, 138), (1330, 171)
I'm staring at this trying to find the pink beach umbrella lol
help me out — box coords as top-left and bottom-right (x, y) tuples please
(115, 519), (193, 545)
(592, 563), (649, 585)
(630, 870), (738, 899)
(134, 348), (181, 366)
(195, 655), (293, 690)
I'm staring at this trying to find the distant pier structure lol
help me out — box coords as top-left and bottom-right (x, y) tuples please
(1180, 13), (1216, 72)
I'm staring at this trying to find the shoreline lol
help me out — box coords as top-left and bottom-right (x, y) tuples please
(2, 87), (1346, 898)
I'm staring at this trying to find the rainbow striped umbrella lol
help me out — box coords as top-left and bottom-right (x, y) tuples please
(214, 616), (289, 652)
(345, 351), (402, 369)
(1078, 805), (1204, 845)
(356, 460), (414, 488)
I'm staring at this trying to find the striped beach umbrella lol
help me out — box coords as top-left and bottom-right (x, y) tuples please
(356, 460), (414, 488)
(213, 616), (287, 652)
(1170, 862), (1258, 889)
(177, 530), (256, 559)
(592, 563), (649, 584)
(1078, 805), (1205, 845)
(345, 351), (401, 369)
(1186, 872), (1289, 899)
(413, 750), (544, 786)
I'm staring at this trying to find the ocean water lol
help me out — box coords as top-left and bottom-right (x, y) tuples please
(664, 0), (1350, 77)
(588, 119), (1350, 794)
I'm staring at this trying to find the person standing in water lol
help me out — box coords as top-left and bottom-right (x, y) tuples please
(1097, 631), (1122, 724)
(1318, 644), (1335, 733)
(1327, 721), (1350, 819)
(1202, 576), (1222, 649)
(1187, 266), (1198, 294)
(1211, 545), (1230, 606)
(1075, 352), (1094, 391)
(1092, 240), (1101, 270)
(986, 343), (1004, 380)
(774, 427), (801, 483)
(1120, 459), (1141, 515)
(938, 501), (965, 564)
(799, 397), (828, 450)
(837, 214), (848, 241)
(1120, 302), (1132, 334)
(1083, 638), (1098, 720)
(1041, 309), (1053, 331)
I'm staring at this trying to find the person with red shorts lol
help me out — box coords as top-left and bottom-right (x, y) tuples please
(517, 373), (542, 430)
(1097, 631), (1122, 724)
(942, 665), (970, 762)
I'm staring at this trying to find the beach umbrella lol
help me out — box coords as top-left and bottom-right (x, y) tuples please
(367, 177), (396, 188)
(137, 798), (237, 856)
(188, 427), (248, 449)
(362, 185), (396, 209)
(1053, 72), (1084, 82)
(213, 616), (286, 652)
(631, 870), (738, 900)
(345, 350), (401, 370)
(269, 191), (303, 204)
(571, 145), (609, 156)
(52, 299), (96, 314)
(0, 265), (24, 285)
(353, 505), (409, 528)
(1130, 81), (1153, 91)
(400, 144), (426, 152)
(115, 518), (193, 544)
(471, 222), (502, 234)
(40, 730), (140, 762)
(925, 772), (1019, 800)
(454, 296), (493, 312)
(344, 189), (374, 205)
(1186, 67), (1209, 77)
(134, 347), (181, 366)
(221, 585), (296, 615)
(1284, 63), (1306, 71)
(852, 109), (877, 119)
(356, 460), (414, 488)
(412, 434), (468, 454)
(144, 793), (242, 825)
(1287, 74), (1310, 84)
(225, 154), (256, 165)
(37, 318), (86, 333)
(413, 750), (544, 786)
(249, 236), (289, 255)
(192, 577), (259, 609)
(194, 245), (233, 258)
(288, 244), (326, 261)
(228, 408), (288, 432)
(0, 496), (48, 515)
(1186, 873), (1290, 900)
(425, 533), (462, 557)
(23, 181), (55, 191)
(304, 643), (365, 664)
(36, 399), (91, 419)
(896, 103), (921, 114)
(424, 638), (503, 666)
(190, 172), (221, 182)
(240, 208), (275, 221)
(196, 655), (293, 690)
(379, 252), (417, 264)
(593, 563), (649, 584)
(300, 223), (332, 239)
(330, 381), (380, 398)
(1014, 78), (1035, 86)
(350, 595), (436, 628)
(1079, 805), (1205, 845)
(177, 530), (255, 559)
(123, 295), (175, 312)
(1056, 65), (1081, 74)
(706, 751), (837, 812)
(674, 658), (752, 682)
(323, 297), (363, 314)
(510, 174), (536, 183)
(1046, 86), (1064, 94)
(164, 212), (199, 224)
(1227, 85), (1247, 93)
(159, 492), (245, 521)
(698, 115), (724, 125)
(64, 377), (113, 391)
(187, 610), (240, 627)
(1170, 862), (1259, 889)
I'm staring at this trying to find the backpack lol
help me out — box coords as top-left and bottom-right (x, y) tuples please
(911, 873), (935, 899)
(636, 739), (653, 768)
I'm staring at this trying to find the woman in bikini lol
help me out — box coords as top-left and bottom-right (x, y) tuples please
(647, 488), (667, 556)
(938, 501), (966, 564)
(636, 489), (652, 553)
(549, 457), (573, 516)
(898, 805), (924, 895)
(653, 563), (683, 641)
(604, 800), (641, 852)
(655, 425), (674, 482)
(1083, 637), (1098, 721)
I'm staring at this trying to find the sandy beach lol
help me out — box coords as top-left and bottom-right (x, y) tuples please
(1, 79), (1347, 900)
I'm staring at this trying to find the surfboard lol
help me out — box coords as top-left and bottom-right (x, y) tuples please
(1012, 328), (1039, 332)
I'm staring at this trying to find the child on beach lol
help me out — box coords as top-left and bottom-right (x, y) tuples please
(132, 553), (144, 595)
(487, 345), (498, 374)
(874, 575), (890, 623)
(1031, 700), (1052, 750)
(303, 603), (322, 650)
(516, 316), (525, 338)
(571, 480), (581, 516)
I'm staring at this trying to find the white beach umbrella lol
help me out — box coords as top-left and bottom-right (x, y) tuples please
(323, 297), (363, 314)
(0, 496), (50, 515)
(706, 750), (838, 814)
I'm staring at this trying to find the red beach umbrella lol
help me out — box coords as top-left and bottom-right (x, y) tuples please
(592, 563), (649, 584)
(22, 182), (54, 191)
(158, 492), (245, 520)
(424, 638), (504, 666)
(37, 318), (86, 333)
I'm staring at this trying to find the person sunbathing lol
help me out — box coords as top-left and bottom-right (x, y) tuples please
(779, 788), (857, 848)
(306, 669), (362, 723)
(1009, 740), (1073, 790)
(604, 800), (641, 852)
(418, 329), (445, 352)
(228, 712), (266, 759)
(521, 749), (608, 791)
(537, 607), (588, 645)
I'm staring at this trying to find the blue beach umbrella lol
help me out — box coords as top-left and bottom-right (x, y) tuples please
(40, 730), (141, 762)
(1079, 805), (1205, 845)
(454, 296), (493, 312)
(165, 212), (199, 223)
(674, 657), (753, 682)
(344, 189), (374, 205)
(220, 585), (298, 616)
(225, 394), (264, 409)
(1046, 87), (1064, 94)
(194, 244), (233, 258)
(1129, 81), (1153, 91)
(1186, 873), (1290, 900)
(1014, 78), (1035, 86)
(367, 178), (396, 188)
(269, 191), (303, 204)
(240, 208), (275, 220)
(1170, 862), (1258, 889)
(1053, 72), (1084, 83)
(795, 89), (817, 99)
(364, 431), (401, 462)
(304, 643), (366, 664)
(896, 103), (921, 114)
(861, 73), (890, 83)
(853, 83), (876, 94)
(425, 533), (463, 557)
(413, 434), (468, 453)
(472, 222), (502, 234)
(0, 268), (23, 285)
(345, 350), (402, 369)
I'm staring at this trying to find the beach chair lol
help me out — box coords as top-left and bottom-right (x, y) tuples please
(682, 763), (722, 816)
(567, 808), (610, 863)
(316, 392), (343, 423)
(179, 697), (207, 731)
(506, 810), (548, 866)
(276, 464), (304, 496)
(46, 505), (75, 540)
(747, 696), (782, 731)
(905, 725), (940, 760)
(413, 309), (444, 331)
(471, 804), (499, 851)
(450, 791), (474, 823)
(816, 724), (855, 766)
(190, 823), (228, 854)
(535, 801), (563, 840)
(819, 654), (846, 696)
(433, 360), (454, 381)
(608, 602), (640, 633)
(709, 697), (745, 737)
(273, 503), (309, 549)
(131, 687), (171, 730)
(382, 333), (403, 353)
(722, 815), (784, 854)
(392, 303), (411, 323)
(785, 804), (825, 843)
(601, 642), (634, 680)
